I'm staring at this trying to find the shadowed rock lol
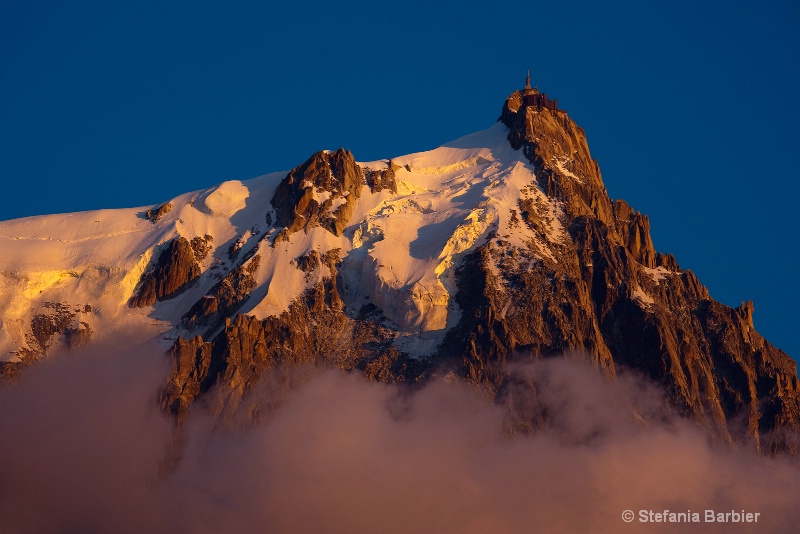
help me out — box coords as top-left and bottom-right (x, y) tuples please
(129, 237), (202, 308)
(157, 78), (800, 452)
(143, 202), (173, 223)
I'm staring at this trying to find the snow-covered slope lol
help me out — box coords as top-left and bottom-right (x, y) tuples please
(3, 83), (799, 453)
(0, 122), (568, 362)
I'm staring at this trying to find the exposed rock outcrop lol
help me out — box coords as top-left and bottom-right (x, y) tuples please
(364, 161), (398, 194)
(293, 250), (321, 274)
(182, 254), (261, 331)
(270, 148), (363, 237)
(428, 84), (800, 451)
(143, 202), (173, 223)
(129, 237), (202, 308)
(29, 302), (77, 354)
(190, 235), (214, 262)
(155, 81), (800, 451)
(161, 335), (215, 417)
(7, 302), (94, 366)
(163, 251), (422, 419)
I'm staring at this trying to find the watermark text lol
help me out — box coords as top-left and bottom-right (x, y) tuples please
(622, 509), (760, 524)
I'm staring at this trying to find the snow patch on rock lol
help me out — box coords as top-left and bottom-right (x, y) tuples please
(632, 287), (655, 307)
(642, 266), (673, 285)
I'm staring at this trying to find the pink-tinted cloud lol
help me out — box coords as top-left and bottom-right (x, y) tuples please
(1, 345), (798, 533)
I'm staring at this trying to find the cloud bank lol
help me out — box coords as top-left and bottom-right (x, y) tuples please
(1, 343), (799, 533)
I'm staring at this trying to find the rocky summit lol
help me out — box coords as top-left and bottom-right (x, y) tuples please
(1, 75), (797, 452)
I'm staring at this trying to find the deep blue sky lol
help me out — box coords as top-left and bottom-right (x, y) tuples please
(2, 1), (799, 359)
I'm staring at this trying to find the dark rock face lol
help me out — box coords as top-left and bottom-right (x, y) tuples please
(162, 251), (421, 418)
(144, 202), (173, 223)
(293, 250), (321, 274)
(435, 86), (800, 451)
(1, 302), (94, 379)
(190, 235), (214, 262)
(182, 255), (261, 331)
(161, 336), (215, 416)
(270, 148), (363, 237)
(501, 97), (613, 225)
(160, 84), (800, 452)
(129, 237), (202, 308)
(29, 302), (77, 353)
(364, 161), (398, 194)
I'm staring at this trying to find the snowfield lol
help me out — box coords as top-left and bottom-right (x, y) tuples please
(0, 122), (572, 361)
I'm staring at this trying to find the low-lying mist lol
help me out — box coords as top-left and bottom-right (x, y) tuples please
(1, 340), (798, 533)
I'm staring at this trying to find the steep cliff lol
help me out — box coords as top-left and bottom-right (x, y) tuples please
(270, 148), (364, 237)
(129, 237), (203, 308)
(152, 83), (800, 452)
(1, 80), (797, 453)
(490, 88), (800, 451)
(161, 249), (423, 418)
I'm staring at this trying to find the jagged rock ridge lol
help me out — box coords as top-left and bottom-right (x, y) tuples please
(1, 302), (93, 379)
(1, 76), (797, 453)
(271, 148), (363, 238)
(153, 79), (800, 452)
(129, 237), (205, 308)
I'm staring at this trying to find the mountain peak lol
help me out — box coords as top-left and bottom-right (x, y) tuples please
(1, 81), (798, 452)
(501, 73), (561, 134)
(498, 75), (612, 225)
